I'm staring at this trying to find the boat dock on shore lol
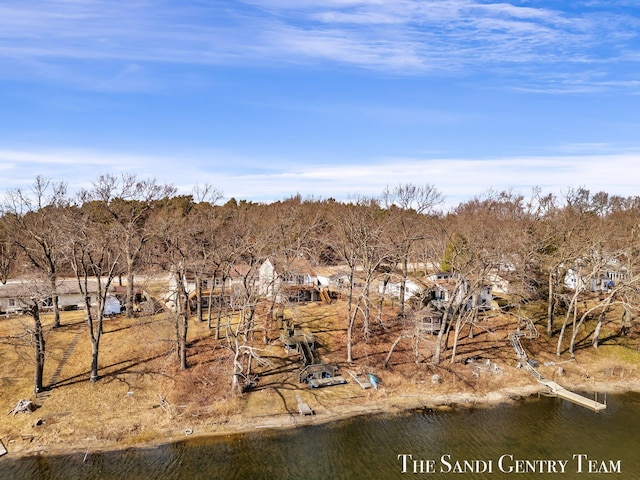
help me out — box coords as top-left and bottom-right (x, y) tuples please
(539, 379), (607, 411)
(508, 328), (607, 412)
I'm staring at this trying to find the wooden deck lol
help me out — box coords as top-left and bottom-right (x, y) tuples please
(309, 375), (347, 389)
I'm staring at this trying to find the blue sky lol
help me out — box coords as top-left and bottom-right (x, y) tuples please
(1, 1), (640, 208)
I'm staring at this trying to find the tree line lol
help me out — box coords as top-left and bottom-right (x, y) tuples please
(2, 175), (639, 394)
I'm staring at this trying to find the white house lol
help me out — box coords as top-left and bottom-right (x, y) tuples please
(563, 260), (627, 292)
(166, 264), (255, 311)
(379, 277), (425, 301)
(258, 258), (320, 303)
(487, 272), (511, 295)
(0, 278), (120, 315)
(424, 272), (493, 311)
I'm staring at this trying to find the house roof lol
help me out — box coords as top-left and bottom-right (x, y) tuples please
(0, 278), (110, 299)
(184, 263), (255, 281)
(229, 263), (253, 278)
(266, 257), (318, 277)
(312, 265), (351, 279)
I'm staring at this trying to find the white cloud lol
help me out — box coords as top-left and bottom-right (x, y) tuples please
(228, 154), (640, 207)
(2, 147), (638, 210)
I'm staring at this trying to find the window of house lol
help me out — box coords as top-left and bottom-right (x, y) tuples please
(8, 298), (16, 307)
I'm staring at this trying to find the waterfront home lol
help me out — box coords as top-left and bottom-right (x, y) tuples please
(258, 258), (321, 303)
(378, 275), (426, 302)
(424, 272), (493, 311)
(563, 260), (627, 292)
(165, 263), (255, 311)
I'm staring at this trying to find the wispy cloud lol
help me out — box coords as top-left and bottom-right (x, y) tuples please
(1, 1), (638, 91)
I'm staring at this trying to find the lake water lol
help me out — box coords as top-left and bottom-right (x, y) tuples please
(1, 392), (639, 479)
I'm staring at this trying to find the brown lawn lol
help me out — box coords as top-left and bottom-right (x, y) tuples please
(1, 297), (639, 458)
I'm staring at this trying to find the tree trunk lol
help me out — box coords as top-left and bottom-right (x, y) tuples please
(450, 320), (461, 364)
(231, 337), (243, 395)
(468, 307), (478, 339)
(592, 296), (613, 349)
(346, 300), (359, 363)
(244, 305), (256, 341)
(569, 310), (590, 356)
(547, 270), (555, 336)
(556, 291), (578, 356)
(196, 274), (203, 322)
(214, 277), (227, 339)
(384, 334), (404, 368)
(347, 267), (355, 319)
(399, 256), (408, 317)
(377, 273), (390, 324)
(433, 281), (462, 364)
(180, 311), (188, 370)
(90, 338), (100, 382)
(126, 244), (135, 318)
(207, 282), (215, 330)
(174, 312), (181, 361)
(32, 303), (46, 394)
(346, 267), (356, 363)
(433, 309), (451, 365)
(179, 285), (189, 369)
(50, 274), (61, 328)
(363, 282), (371, 338)
(450, 311), (469, 364)
(620, 304), (630, 335)
(172, 271), (189, 369)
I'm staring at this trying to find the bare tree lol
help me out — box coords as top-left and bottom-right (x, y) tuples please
(150, 195), (196, 370)
(530, 191), (590, 337)
(184, 188), (223, 323)
(0, 220), (16, 284)
(65, 202), (121, 382)
(381, 183), (443, 317)
(91, 174), (175, 318)
(433, 191), (526, 364)
(2, 176), (68, 327)
(24, 296), (46, 394)
(330, 196), (390, 362)
(8, 280), (51, 393)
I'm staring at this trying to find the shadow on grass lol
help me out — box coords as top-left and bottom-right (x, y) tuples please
(49, 350), (174, 389)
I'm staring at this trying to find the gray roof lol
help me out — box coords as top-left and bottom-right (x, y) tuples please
(0, 278), (105, 299)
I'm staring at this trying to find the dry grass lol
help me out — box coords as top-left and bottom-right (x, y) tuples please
(1, 296), (639, 457)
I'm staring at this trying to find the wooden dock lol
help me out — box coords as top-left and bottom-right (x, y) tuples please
(296, 394), (313, 415)
(509, 331), (606, 412)
(540, 380), (607, 412)
(349, 372), (372, 389)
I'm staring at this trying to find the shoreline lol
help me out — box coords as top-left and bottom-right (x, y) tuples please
(5, 380), (639, 461)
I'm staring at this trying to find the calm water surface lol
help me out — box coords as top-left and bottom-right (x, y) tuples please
(1, 392), (639, 479)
